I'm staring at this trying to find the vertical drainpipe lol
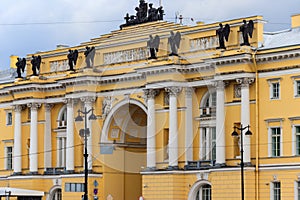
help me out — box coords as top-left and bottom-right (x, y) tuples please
(252, 49), (259, 200)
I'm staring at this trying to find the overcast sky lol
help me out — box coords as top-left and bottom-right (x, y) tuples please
(0, 0), (299, 70)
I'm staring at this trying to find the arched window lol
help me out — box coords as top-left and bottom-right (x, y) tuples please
(55, 106), (67, 168)
(188, 181), (212, 200)
(49, 187), (62, 200)
(200, 91), (216, 117)
(199, 91), (216, 162)
(195, 184), (211, 200)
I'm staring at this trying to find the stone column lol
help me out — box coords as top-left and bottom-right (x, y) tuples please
(185, 87), (194, 164)
(215, 81), (226, 166)
(144, 89), (159, 170)
(65, 99), (75, 172)
(81, 96), (96, 171)
(44, 104), (53, 170)
(28, 103), (41, 173)
(237, 78), (254, 164)
(165, 86), (182, 169)
(13, 105), (23, 174)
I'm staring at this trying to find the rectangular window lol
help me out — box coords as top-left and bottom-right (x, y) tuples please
(201, 127), (216, 161)
(272, 82), (280, 99)
(296, 81), (300, 96)
(296, 126), (300, 155)
(6, 112), (12, 126)
(6, 146), (13, 170)
(271, 128), (281, 157)
(65, 183), (84, 192)
(273, 182), (281, 200)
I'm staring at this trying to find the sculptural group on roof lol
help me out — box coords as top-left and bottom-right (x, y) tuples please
(120, 0), (164, 29)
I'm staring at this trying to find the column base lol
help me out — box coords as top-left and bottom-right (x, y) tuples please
(143, 167), (156, 172)
(65, 170), (75, 174)
(28, 171), (39, 175)
(166, 166), (179, 171)
(243, 162), (252, 167)
(214, 163), (226, 168)
(12, 172), (22, 176)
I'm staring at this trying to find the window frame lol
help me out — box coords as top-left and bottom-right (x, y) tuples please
(5, 146), (13, 170)
(268, 126), (282, 157)
(271, 181), (281, 200)
(200, 127), (216, 161)
(6, 111), (12, 126)
(267, 78), (281, 100)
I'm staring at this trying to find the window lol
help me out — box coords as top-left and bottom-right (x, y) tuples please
(273, 182), (281, 200)
(57, 137), (66, 168)
(271, 127), (281, 157)
(296, 81), (300, 97)
(163, 129), (169, 161)
(296, 126), (300, 155)
(6, 146), (13, 170)
(201, 127), (216, 161)
(6, 112), (12, 126)
(296, 181), (300, 200)
(271, 82), (280, 99)
(195, 184), (211, 200)
(200, 91), (216, 117)
(65, 183), (84, 192)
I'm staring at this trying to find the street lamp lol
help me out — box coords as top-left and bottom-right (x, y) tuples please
(75, 107), (97, 200)
(231, 124), (252, 200)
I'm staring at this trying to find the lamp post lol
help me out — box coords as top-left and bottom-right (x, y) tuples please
(75, 107), (97, 200)
(231, 124), (252, 200)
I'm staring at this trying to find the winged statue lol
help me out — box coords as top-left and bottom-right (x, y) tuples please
(216, 23), (230, 49)
(168, 31), (181, 56)
(240, 20), (254, 46)
(147, 35), (160, 59)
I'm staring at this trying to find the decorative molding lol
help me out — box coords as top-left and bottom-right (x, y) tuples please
(27, 103), (41, 111)
(143, 89), (159, 100)
(236, 78), (255, 88)
(13, 105), (24, 112)
(165, 86), (182, 97)
(44, 103), (54, 112)
(185, 87), (194, 98)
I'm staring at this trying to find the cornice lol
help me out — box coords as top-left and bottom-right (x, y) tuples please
(256, 48), (300, 63)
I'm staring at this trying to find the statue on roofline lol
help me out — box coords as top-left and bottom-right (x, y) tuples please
(168, 31), (181, 56)
(31, 55), (41, 76)
(120, 0), (164, 29)
(216, 23), (230, 49)
(84, 46), (96, 68)
(67, 49), (78, 71)
(15, 57), (26, 79)
(147, 34), (160, 59)
(240, 20), (254, 46)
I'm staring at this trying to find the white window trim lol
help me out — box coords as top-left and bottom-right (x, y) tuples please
(4, 146), (13, 170)
(267, 78), (281, 100)
(5, 110), (12, 126)
(292, 125), (300, 156)
(270, 181), (281, 200)
(294, 80), (300, 98)
(268, 126), (283, 157)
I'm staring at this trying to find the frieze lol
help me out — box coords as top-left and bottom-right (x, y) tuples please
(103, 48), (149, 65)
(190, 36), (219, 51)
(50, 60), (68, 72)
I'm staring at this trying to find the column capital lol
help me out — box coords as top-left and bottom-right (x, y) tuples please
(214, 80), (229, 90)
(143, 89), (159, 100)
(185, 87), (194, 98)
(13, 105), (25, 112)
(165, 86), (182, 97)
(27, 103), (41, 111)
(236, 78), (255, 88)
(80, 96), (96, 104)
(44, 103), (54, 111)
(63, 98), (78, 106)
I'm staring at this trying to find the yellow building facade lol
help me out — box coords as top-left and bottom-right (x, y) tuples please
(0, 7), (300, 200)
